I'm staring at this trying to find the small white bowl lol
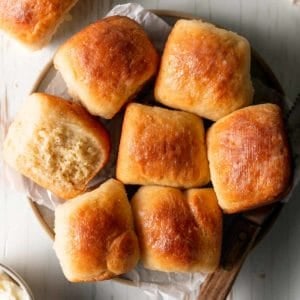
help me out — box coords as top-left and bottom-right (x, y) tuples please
(0, 263), (35, 300)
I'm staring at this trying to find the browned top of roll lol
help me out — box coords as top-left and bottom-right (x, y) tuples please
(207, 103), (291, 213)
(54, 179), (140, 282)
(155, 19), (253, 121)
(0, 0), (78, 49)
(54, 16), (159, 119)
(131, 186), (222, 273)
(116, 103), (210, 188)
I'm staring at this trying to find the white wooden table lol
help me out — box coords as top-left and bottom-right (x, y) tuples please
(1, 0), (299, 299)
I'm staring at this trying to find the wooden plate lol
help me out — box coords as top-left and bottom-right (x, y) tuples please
(28, 10), (287, 299)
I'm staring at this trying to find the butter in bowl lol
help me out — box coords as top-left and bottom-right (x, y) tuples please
(0, 264), (34, 300)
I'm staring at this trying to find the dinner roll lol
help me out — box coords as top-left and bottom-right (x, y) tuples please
(54, 179), (140, 282)
(54, 16), (159, 119)
(207, 103), (291, 213)
(3, 93), (110, 200)
(155, 19), (253, 121)
(0, 0), (78, 50)
(116, 103), (210, 188)
(131, 186), (222, 273)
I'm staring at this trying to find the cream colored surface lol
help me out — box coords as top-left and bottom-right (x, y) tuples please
(1, 0), (300, 299)
(155, 19), (253, 121)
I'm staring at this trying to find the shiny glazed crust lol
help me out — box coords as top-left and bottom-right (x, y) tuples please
(207, 103), (291, 213)
(3, 93), (110, 200)
(0, 0), (78, 49)
(155, 19), (253, 121)
(54, 179), (140, 282)
(131, 186), (222, 273)
(54, 16), (159, 119)
(116, 103), (210, 188)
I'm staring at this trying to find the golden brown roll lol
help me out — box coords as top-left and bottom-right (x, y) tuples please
(54, 16), (159, 119)
(131, 186), (222, 273)
(0, 0), (78, 50)
(155, 19), (253, 121)
(54, 179), (140, 282)
(207, 103), (291, 213)
(3, 93), (110, 200)
(116, 103), (210, 188)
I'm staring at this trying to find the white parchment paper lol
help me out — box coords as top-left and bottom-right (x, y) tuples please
(1, 3), (300, 299)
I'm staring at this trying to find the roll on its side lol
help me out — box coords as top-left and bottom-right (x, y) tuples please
(54, 16), (159, 119)
(131, 186), (222, 273)
(155, 19), (253, 121)
(207, 103), (291, 213)
(3, 93), (110, 200)
(116, 103), (210, 188)
(0, 0), (79, 50)
(54, 179), (140, 282)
